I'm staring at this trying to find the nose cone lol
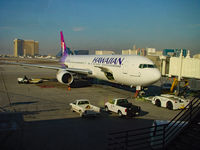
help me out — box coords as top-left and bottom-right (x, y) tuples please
(153, 69), (161, 83)
(140, 69), (161, 86)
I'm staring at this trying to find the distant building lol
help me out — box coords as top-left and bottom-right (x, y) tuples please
(95, 50), (115, 55)
(14, 39), (39, 57)
(163, 49), (187, 57)
(122, 49), (137, 55)
(155, 51), (163, 56)
(137, 48), (147, 56)
(122, 48), (146, 56)
(146, 48), (156, 55)
(74, 50), (89, 55)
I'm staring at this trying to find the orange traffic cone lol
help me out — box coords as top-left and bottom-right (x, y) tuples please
(67, 86), (71, 91)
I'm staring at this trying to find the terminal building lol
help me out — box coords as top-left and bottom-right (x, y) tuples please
(74, 50), (89, 55)
(14, 39), (39, 57)
(122, 49), (147, 56)
(95, 50), (115, 55)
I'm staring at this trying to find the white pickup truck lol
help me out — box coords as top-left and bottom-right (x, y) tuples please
(70, 99), (100, 117)
(105, 98), (141, 117)
(152, 94), (190, 110)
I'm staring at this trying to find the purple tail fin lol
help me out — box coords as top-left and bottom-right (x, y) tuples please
(60, 31), (68, 57)
(60, 31), (68, 67)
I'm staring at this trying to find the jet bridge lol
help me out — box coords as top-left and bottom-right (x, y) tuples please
(161, 50), (200, 81)
(159, 50), (200, 94)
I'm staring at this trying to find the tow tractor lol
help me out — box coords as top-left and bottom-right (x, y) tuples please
(152, 94), (190, 110)
(17, 76), (43, 84)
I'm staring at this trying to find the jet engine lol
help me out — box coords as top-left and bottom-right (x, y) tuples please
(56, 70), (73, 85)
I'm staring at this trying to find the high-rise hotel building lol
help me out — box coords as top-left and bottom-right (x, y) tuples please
(14, 39), (39, 57)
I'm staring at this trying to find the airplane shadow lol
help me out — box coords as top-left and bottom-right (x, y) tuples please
(37, 77), (161, 95)
(11, 101), (38, 106)
(91, 78), (161, 96)
(70, 79), (92, 88)
(38, 78), (92, 88)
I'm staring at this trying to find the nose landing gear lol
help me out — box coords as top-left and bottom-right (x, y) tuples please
(134, 90), (146, 97)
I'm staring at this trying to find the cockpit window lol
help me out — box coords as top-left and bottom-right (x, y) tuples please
(139, 64), (156, 69)
(143, 64), (148, 68)
(148, 64), (155, 68)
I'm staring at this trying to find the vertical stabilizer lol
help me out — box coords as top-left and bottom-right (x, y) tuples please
(60, 31), (73, 67)
(60, 31), (68, 57)
(60, 31), (68, 67)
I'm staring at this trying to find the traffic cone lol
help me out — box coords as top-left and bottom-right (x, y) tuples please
(67, 86), (71, 91)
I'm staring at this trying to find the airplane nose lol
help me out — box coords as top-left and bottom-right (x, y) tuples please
(153, 69), (161, 82)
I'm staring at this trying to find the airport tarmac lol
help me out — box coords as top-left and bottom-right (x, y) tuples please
(0, 61), (181, 150)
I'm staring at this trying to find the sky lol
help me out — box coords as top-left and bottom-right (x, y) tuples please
(0, 0), (200, 55)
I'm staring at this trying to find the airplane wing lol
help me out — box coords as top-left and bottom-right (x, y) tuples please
(2, 61), (92, 75)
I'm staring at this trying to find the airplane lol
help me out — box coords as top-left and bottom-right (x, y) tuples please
(5, 31), (161, 97)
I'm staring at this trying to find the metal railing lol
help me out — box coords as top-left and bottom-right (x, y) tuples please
(107, 95), (200, 150)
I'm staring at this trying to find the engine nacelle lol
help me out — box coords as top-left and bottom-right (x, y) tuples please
(56, 70), (73, 85)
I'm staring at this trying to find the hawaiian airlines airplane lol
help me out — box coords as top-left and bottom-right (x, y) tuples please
(7, 31), (161, 96)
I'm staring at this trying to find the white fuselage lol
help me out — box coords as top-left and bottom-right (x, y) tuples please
(64, 55), (161, 87)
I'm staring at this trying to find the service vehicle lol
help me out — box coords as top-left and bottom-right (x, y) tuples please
(104, 98), (141, 117)
(18, 77), (29, 84)
(70, 99), (100, 117)
(17, 76), (43, 84)
(152, 94), (190, 110)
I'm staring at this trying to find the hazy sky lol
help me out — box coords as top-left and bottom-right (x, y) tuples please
(0, 0), (200, 55)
